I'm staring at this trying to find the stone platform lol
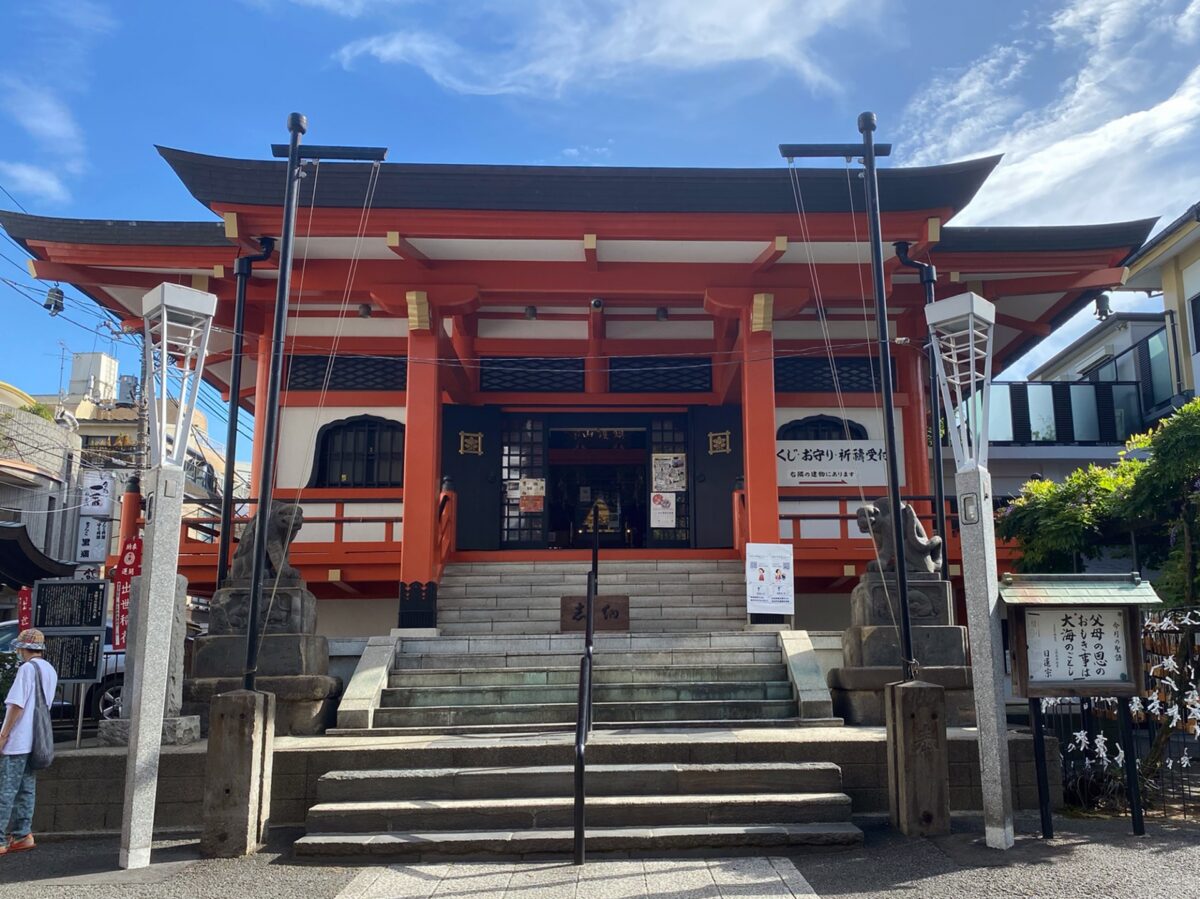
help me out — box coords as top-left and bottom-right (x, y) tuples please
(30, 724), (1061, 837)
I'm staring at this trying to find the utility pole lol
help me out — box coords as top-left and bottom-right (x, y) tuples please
(779, 112), (915, 681)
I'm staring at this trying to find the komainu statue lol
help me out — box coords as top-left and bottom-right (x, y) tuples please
(855, 498), (943, 574)
(229, 501), (304, 582)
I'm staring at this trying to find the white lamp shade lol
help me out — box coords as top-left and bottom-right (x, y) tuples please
(923, 291), (995, 331)
(141, 283), (217, 320)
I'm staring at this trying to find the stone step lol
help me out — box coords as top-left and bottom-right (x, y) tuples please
(441, 561), (744, 576)
(333, 718), (848, 737)
(372, 698), (798, 729)
(393, 648), (783, 669)
(380, 680), (794, 708)
(437, 619), (747, 636)
(440, 572), (748, 586)
(316, 762), (844, 803)
(295, 822), (864, 857)
(388, 663), (790, 688)
(397, 633), (781, 654)
(305, 791), (852, 833)
(437, 584), (748, 599)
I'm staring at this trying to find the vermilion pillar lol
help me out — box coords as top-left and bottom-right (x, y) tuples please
(398, 292), (443, 626)
(248, 328), (271, 501)
(740, 294), (780, 543)
(897, 318), (931, 498)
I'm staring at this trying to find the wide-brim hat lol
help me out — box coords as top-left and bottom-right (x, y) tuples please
(13, 628), (45, 651)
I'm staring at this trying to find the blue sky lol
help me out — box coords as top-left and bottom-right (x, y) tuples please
(2, 0), (1199, 460)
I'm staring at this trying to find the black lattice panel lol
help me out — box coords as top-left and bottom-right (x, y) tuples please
(773, 356), (889, 393)
(500, 416), (546, 546)
(609, 357), (712, 393)
(480, 358), (585, 392)
(287, 355), (408, 391)
(650, 416), (690, 547)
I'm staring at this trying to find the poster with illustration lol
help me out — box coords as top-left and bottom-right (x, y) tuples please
(651, 453), (687, 492)
(745, 543), (794, 615)
(650, 491), (676, 528)
(519, 477), (545, 513)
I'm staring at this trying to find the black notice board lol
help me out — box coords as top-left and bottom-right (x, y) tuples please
(43, 632), (104, 684)
(32, 579), (107, 629)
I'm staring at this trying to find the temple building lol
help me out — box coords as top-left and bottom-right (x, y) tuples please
(0, 148), (1154, 637)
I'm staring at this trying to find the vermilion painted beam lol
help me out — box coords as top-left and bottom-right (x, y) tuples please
(752, 236), (788, 273)
(211, 202), (954, 244)
(978, 267), (1129, 298)
(386, 231), (433, 269)
(994, 313), (1052, 337)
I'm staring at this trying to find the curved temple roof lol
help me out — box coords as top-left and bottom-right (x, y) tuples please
(157, 146), (1003, 216)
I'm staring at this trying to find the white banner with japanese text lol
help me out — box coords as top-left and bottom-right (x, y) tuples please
(776, 440), (887, 486)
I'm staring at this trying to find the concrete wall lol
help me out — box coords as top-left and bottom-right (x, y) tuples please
(317, 599), (398, 638)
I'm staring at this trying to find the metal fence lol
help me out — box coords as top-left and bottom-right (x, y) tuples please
(1042, 606), (1200, 820)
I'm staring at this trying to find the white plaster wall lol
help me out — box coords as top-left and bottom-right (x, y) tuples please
(477, 319), (588, 339)
(276, 405), (407, 489)
(342, 501), (404, 541)
(285, 317), (409, 338)
(774, 406), (905, 487)
(773, 320), (895, 340)
(604, 320), (714, 340)
(294, 502), (336, 542)
(1185, 258), (1200, 389)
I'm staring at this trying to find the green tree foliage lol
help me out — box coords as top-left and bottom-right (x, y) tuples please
(19, 402), (54, 421)
(996, 459), (1142, 573)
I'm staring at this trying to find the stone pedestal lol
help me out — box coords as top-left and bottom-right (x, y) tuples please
(98, 715), (201, 746)
(828, 572), (974, 726)
(200, 690), (274, 858)
(183, 580), (340, 736)
(886, 680), (950, 837)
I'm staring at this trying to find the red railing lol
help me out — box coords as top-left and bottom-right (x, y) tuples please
(732, 488), (748, 556)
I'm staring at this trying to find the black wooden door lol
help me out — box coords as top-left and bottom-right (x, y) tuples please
(689, 405), (744, 548)
(441, 404), (502, 551)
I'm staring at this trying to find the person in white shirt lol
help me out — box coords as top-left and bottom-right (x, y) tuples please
(0, 628), (58, 855)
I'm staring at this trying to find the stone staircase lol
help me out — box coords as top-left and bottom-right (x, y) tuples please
(296, 750), (862, 857)
(437, 560), (747, 635)
(360, 631), (821, 734)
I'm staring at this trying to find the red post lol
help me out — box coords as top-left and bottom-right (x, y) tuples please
(399, 295), (443, 587)
(249, 328), (272, 501)
(117, 475), (142, 548)
(740, 296), (780, 543)
(897, 316), (931, 499)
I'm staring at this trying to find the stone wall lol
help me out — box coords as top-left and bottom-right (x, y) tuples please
(32, 730), (1062, 833)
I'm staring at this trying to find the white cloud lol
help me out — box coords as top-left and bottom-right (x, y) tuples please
(0, 1), (114, 207)
(335, 0), (884, 96)
(898, 0), (1200, 228)
(0, 78), (83, 148)
(0, 162), (70, 205)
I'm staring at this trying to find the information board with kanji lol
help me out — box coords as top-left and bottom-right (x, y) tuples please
(1025, 607), (1131, 686)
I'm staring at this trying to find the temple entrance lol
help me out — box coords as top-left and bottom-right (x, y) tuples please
(546, 428), (649, 548)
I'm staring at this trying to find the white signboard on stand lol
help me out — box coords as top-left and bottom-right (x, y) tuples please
(745, 543), (794, 615)
(80, 471), (114, 517)
(776, 440), (887, 486)
(1025, 607), (1131, 685)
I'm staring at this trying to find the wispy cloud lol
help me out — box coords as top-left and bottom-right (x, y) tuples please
(0, 1), (115, 206)
(899, 0), (1200, 228)
(900, 0), (1200, 376)
(333, 0), (884, 97)
(0, 162), (70, 205)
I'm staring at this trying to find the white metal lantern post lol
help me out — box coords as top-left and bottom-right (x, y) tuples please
(924, 291), (1014, 851)
(119, 283), (216, 869)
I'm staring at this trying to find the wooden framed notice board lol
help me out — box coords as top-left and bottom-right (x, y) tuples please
(1001, 573), (1161, 699)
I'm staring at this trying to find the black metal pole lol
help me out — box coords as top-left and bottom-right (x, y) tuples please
(859, 111), (915, 681)
(894, 242), (948, 580)
(1028, 697), (1054, 838)
(244, 113), (307, 691)
(217, 237), (275, 588)
(1118, 696), (1145, 836)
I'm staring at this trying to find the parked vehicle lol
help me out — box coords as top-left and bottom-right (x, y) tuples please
(0, 619), (125, 720)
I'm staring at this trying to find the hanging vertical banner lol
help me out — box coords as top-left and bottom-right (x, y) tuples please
(17, 586), (32, 631)
(745, 542), (795, 615)
(80, 471), (115, 518)
(76, 516), (111, 563)
(112, 536), (142, 651)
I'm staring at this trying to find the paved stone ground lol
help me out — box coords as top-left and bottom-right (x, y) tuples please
(3, 815), (1200, 897)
